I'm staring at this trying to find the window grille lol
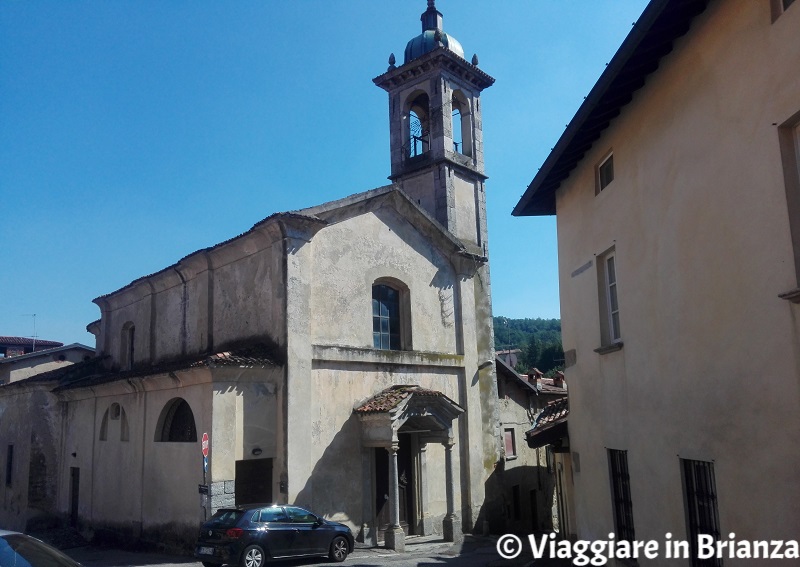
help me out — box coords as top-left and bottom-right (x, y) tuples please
(608, 449), (635, 543)
(682, 459), (722, 567)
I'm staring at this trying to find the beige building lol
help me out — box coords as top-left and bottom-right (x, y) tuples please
(0, 1), (502, 551)
(0, 343), (94, 385)
(514, 0), (800, 565)
(494, 358), (568, 536)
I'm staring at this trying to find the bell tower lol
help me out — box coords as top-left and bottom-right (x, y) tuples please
(373, 1), (495, 253)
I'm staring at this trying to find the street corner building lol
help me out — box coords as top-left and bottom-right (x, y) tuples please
(514, 0), (800, 565)
(0, 1), (504, 552)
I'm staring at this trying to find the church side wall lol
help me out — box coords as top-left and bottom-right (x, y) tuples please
(99, 230), (285, 369)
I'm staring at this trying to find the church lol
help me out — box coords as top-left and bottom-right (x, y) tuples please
(0, 1), (502, 551)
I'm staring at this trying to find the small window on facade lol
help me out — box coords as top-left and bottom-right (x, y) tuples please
(373, 284), (401, 350)
(606, 254), (621, 341)
(682, 459), (722, 567)
(504, 428), (516, 459)
(110, 403), (121, 420)
(596, 249), (622, 351)
(155, 398), (198, 442)
(597, 153), (614, 193)
(5, 445), (13, 487)
(608, 449), (635, 544)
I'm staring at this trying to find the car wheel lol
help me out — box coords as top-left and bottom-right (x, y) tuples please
(329, 536), (349, 562)
(240, 544), (265, 567)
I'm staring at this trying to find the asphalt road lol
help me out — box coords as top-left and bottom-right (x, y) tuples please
(63, 534), (570, 567)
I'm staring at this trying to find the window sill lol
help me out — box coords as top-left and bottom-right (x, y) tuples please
(594, 342), (623, 355)
(779, 288), (800, 303)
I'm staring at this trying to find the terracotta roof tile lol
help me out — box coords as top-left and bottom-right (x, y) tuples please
(0, 336), (63, 348)
(529, 396), (569, 433)
(1, 342), (280, 393)
(355, 385), (445, 413)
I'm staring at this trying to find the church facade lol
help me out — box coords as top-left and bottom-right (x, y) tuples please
(0, 2), (501, 551)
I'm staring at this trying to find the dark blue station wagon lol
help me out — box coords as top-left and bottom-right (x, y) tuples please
(195, 504), (354, 567)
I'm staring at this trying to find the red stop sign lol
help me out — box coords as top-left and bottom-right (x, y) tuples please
(201, 432), (209, 457)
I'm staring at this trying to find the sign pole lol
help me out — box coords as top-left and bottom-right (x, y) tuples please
(201, 432), (209, 521)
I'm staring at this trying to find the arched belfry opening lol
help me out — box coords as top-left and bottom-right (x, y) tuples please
(451, 90), (472, 157)
(406, 92), (430, 158)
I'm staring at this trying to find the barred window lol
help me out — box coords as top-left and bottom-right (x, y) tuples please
(608, 449), (635, 543)
(682, 459), (722, 567)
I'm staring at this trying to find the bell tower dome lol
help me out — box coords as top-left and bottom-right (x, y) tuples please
(373, 1), (495, 253)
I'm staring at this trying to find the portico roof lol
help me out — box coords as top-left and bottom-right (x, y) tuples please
(356, 385), (464, 446)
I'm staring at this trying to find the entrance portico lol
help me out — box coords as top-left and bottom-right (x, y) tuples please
(355, 385), (464, 551)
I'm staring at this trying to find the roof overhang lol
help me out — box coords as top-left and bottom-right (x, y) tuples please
(512, 0), (709, 217)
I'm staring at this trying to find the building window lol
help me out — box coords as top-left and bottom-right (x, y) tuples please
(155, 398), (198, 442)
(5, 445), (13, 487)
(504, 428), (517, 459)
(608, 449), (635, 543)
(596, 152), (614, 194)
(595, 249), (622, 352)
(682, 459), (722, 567)
(373, 284), (401, 350)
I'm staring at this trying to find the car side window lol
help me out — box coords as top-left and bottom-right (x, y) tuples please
(285, 506), (317, 523)
(258, 508), (289, 522)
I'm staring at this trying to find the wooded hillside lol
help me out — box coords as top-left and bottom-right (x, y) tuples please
(493, 316), (564, 375)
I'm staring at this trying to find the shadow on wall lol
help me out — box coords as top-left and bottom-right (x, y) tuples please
(471, 458), (506, 536)
(501, 464), (558, 535)
(293, 413), (363, 533)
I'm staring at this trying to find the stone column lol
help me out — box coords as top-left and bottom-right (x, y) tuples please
(384, 443), (405, 552)
(442, 438), (463, 543)
(418, 442), (432, 535)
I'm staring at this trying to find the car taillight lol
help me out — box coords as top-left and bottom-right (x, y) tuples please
(226, 528), (243, 539)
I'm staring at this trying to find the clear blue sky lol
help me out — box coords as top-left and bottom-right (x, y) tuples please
(1, 1), (649, 347)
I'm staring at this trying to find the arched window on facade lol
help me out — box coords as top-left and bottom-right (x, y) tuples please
(407, 93), (430, 158)
(120, 322), (135, 371)
(155, 398), (197, 443)
(451, 91), (472, 157)
(372, 279), (411, 351)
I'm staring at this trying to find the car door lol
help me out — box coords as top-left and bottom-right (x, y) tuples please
(285, 506), (327, 555)
(255, 507), (295, 558)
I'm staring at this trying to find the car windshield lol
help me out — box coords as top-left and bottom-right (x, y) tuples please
(206, 509), (245, 528)
(0, 534), (82, 567)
